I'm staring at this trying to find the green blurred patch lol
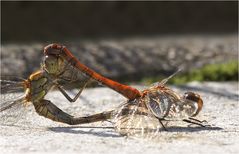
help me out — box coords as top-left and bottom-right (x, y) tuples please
(141, 61), (239, 85)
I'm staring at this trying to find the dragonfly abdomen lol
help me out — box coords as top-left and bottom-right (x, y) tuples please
(34, 99), (113, 125)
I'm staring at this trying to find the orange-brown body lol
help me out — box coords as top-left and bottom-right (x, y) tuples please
(6, 43), (204, 128)
(44, 44), (142, 100)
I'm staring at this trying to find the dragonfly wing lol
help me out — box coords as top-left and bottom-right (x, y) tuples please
(166, 99), (199, 120)
(112, 101), (164, 137)
(0, 97), (26, 125)
(54, 61), (93, 101)
(149, 67), (183, 87)
(57, 60), (91, 88)
(0, 78), (27, 125)
(1, 78), (26, 110)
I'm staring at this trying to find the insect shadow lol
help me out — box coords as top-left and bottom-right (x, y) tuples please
(48, 125), (223, 137)
(48, 126), (122, 138)
(165, 126), (223, 132)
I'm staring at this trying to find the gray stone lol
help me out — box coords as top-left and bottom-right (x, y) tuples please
(1, 35), (238, 79)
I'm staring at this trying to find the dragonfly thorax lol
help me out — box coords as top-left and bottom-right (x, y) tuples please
(25, 70), (53, 102)
(143, 89), (172, 119)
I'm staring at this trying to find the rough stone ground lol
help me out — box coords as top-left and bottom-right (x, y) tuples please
(1, 35), (237, 79)
(0, 82), (238, 154)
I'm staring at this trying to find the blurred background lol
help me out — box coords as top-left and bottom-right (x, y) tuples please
(1, 1), (238, 85)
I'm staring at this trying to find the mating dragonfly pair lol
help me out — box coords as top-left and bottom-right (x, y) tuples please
(1, 44), (209, 136)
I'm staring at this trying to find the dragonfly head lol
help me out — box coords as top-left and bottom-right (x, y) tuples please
(183, 92), (203, 117)
(43, 44), (69, 76)
(42, 54), (65, 76)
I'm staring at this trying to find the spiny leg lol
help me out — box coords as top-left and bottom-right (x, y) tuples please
(189, 117), (208, 123)
(57, 79), (91, 103)
(183, 118), (210, 127)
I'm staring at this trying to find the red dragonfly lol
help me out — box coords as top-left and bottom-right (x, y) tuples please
(1, 44), (140, 125)
(1, 44), (208, 136)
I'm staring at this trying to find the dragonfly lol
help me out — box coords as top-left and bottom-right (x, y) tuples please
(1, 44), (208, 137)
(110, 70), (208, 136)
(1, 43), (141, 125)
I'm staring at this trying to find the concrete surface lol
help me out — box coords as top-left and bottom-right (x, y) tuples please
(0, 82), (239, 154)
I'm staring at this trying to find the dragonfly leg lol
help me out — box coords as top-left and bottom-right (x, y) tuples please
(183, 118), (210, 127)
(57, 79), (90, 103)
(157, 118), (168, 131)
(189, 117), (208, 123)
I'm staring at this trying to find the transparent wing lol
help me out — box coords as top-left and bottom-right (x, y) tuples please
(166, 99), (199, 120)
(149, 67), (183, 87)
(0, 77), (27, 125)
(0, 97), (26, 125)
(56, 60), (92, 88)
(1, 77), (25, 98)
(112, 100), (165, 138)
(53, 60), (94, 99)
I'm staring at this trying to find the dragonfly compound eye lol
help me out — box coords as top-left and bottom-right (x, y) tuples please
(183, 92), (203, 117)
(184, 92), (200, 102)
(43, 55), (65, 75)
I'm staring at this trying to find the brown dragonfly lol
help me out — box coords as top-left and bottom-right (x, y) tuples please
(1, 44), (208, 136)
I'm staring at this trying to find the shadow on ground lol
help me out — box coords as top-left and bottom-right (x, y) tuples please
(48, 126), (121, 138)
(48, 125), (222, 137)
